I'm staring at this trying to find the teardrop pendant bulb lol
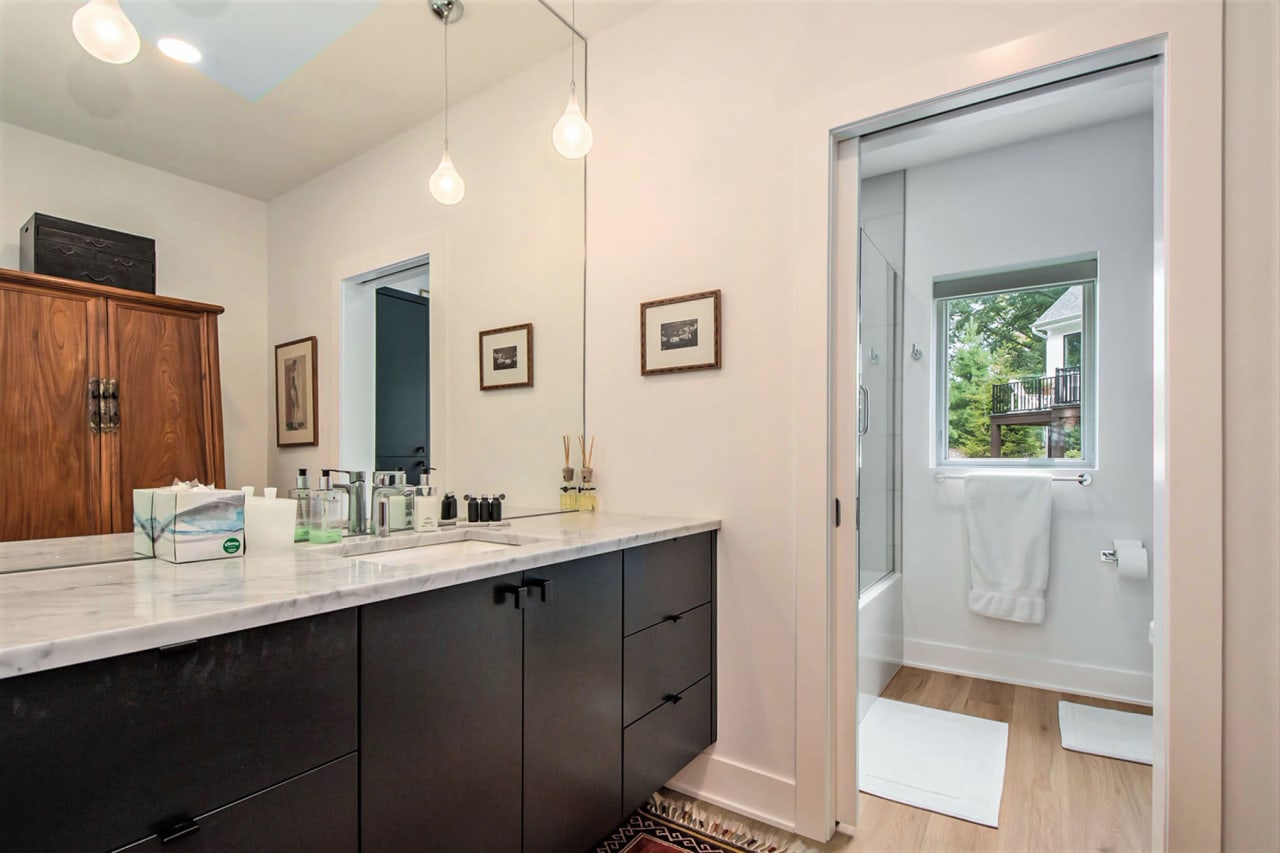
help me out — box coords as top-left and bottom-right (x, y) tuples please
(72, 0), (141, 64)
(553, 85), (593, 160)
(429, 146), (465, 205)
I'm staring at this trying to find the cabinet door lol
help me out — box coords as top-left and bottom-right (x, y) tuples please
(106, 301), (223, 532)
(115, 755), (357, 853)
(361, 574), (524, 853)
(523, 553), (623, 853)
(0, 283), (103, 540)
(375, 287), (429, 465)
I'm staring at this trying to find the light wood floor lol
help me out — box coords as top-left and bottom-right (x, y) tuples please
(815, 667), (1153, 853)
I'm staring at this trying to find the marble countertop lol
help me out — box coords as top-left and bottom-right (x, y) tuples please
(0, 512), (719, 680)
(0, 533), (138, 574)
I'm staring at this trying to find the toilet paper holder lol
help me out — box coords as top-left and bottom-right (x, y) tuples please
(1100, 549), (1118, 563)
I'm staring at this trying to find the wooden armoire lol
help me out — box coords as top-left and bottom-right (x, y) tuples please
(0, 268), (226, 542)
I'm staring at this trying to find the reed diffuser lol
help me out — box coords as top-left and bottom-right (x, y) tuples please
(578, 434), (597, 512)
(560, 435), (578, 510)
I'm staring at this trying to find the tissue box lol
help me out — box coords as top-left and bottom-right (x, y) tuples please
(149, 488), (246, 563)
(133, 488), (159, 557)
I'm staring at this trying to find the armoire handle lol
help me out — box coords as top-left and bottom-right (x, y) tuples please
(101, 379), (120, 434)
(87, 378), (101, 435)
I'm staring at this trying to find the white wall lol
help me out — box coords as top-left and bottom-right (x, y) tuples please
(1222, 0), (1280, 847)
(267, 48), (585, 506)
(900, 116), (1154, 702)
(0, 122), (269, 491)
(583, 0), (1118, 829)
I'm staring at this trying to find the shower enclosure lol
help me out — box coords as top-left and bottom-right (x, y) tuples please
(857, 230), (901, 593)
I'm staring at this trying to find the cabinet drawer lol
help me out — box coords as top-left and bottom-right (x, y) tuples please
(623, 675), (713, 815)
(114, 754), (358, 853)
(0, 610), (358, 853)
(624, 603), (712, 725)
(41, 224), (152, 261)
(33, 241), (154, 292)
(624, 533), (713, 635)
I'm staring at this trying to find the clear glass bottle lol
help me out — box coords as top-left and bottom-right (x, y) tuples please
(560, 466), (578, 511)
(578, 466), (597, 512)
(308, 470), (345, 544)
(290, 468), (311, 542)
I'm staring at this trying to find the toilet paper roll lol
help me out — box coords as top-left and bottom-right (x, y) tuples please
(1114, 541), (1149, 580)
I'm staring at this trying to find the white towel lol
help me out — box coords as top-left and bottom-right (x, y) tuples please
(963, 473), (1052, 623)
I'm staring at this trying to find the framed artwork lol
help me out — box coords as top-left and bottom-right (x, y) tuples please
(640, 289), (722, 376)
(275, 336), (318, 446)
(479, 323), (534, 390)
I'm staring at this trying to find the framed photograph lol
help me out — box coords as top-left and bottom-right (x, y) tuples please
(641, 289), (722, 376)
(479, 323), (534, 390)
(275, 336), (318, 447)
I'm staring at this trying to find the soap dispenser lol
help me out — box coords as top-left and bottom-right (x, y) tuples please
(413, 469), (439, 532)
(308, 470), (344, 544)
(290, 468), (311, 542)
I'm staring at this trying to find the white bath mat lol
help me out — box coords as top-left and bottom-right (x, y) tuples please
(1058, 701), (1153, 765)
(859, 698), (1009, 827)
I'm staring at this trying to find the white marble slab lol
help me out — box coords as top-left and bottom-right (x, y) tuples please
(0, 513), (719, 680)
(0, 533), (138, 574)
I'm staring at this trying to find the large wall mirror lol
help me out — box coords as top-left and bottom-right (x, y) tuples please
(0, 0), (586, 556)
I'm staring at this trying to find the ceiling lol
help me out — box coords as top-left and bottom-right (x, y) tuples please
(860, 62), (1156, 178)
(0, 0), (653, 200)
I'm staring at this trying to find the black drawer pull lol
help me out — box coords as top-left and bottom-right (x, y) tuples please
(497, 584), (528, 610)
(663, 693), (684, 705)
(157, 639), (199, 654)
(526, 578), (553, 603)
(663, 614), (683, 624)
(155, 814), (200, 844)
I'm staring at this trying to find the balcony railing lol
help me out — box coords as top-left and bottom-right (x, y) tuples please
(991, 367), (1081, 416)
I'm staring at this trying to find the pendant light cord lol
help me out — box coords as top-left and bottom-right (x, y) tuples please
(569, 0), (575, 89)
(443, 16), (450, 148)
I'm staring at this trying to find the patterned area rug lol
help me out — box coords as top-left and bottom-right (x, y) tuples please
(596, 811), (745, 853)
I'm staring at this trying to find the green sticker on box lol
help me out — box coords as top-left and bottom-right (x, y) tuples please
(222, 538), (242, 555)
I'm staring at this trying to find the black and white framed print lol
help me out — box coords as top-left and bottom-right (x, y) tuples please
(641, 290), (722, 376)
(479, 322), (534, 390)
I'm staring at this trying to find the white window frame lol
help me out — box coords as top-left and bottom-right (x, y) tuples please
(933, 255), (1098, 469)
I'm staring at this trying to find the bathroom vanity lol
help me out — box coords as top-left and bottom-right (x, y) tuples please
(0, 513), (718, 853)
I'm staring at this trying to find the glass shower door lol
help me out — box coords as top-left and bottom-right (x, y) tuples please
(857, 231), (901, 593)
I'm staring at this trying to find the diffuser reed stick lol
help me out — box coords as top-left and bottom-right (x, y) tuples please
(560, 435), (577, 511)
(579, 434), (597, 512)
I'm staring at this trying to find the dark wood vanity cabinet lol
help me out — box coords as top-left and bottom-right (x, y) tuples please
(0, 268), (226, 542)
(0, 532), (715, 853)
(0, 609), (358, 853)
(360, 551), (625, 853)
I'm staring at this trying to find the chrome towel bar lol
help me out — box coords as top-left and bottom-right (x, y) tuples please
(933, 472), (1092, 486)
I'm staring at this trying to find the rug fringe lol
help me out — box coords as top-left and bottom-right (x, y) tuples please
(646, 790), (820, 853)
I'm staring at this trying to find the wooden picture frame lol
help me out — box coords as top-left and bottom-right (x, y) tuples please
(275, 336), (318, 446)
(479, 323), (534, 391)
(640, 289), (722, 376)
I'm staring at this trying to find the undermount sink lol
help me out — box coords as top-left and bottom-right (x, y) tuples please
(367, 538), (520, 564)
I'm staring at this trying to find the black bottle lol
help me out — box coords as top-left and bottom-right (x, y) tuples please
(491, 493), (504, 522)
(479, 495), (492, 522)
(466, 494), (480, 523)
(441, 492), (457, 521)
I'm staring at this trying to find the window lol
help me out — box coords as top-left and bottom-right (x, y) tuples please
(934, 257), (1095, 465)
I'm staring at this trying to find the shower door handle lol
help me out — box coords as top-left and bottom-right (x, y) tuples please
(858, 385), (869, 436)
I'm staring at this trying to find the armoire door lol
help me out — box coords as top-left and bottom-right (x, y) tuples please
(105, 301), (222, 532)
(374, 287), (429, 472)
(0, 284), (103, 541)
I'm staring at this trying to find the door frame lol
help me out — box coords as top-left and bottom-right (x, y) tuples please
(792, 5), (1223, 849)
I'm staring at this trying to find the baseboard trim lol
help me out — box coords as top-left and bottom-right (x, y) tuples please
(665, 752), (798, 834)
(903, 638), (1153, 705)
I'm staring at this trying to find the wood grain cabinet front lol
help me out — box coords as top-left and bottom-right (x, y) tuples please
(0, 267), (225, 542)
(0, 610), (358, 853)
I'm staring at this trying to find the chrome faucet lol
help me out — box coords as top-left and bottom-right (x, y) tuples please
(330, 470), (368, 535)
(371, 470), (415, 537)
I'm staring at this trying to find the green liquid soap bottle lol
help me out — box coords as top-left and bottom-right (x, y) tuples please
(308, 470), (345, 544)
(560, 466), (578, 511)
(290, 468), (311, 542)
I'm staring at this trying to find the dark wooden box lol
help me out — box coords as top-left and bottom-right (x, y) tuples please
(20, 212), (156, 294)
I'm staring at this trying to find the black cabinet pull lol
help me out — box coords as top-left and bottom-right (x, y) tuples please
(663, 693), (684, 705)
(497, 585), (528, 610)
(154, 814), (200, 844)
(157, 638), (199, 655)
(663, 614), (682, 624)
(526, 578), (553, 603)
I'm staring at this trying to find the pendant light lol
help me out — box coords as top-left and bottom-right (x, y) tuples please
(552, 0), (592, 159)
(428, 0), (465, 206)
(71, 0), (141, 65)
